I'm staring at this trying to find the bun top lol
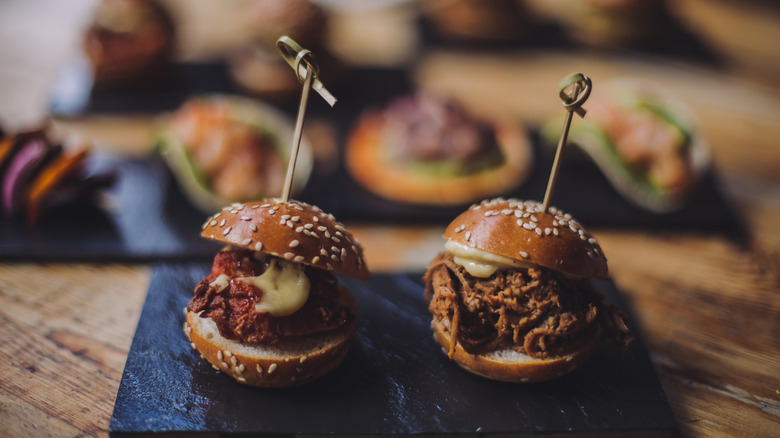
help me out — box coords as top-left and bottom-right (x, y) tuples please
(443, 198), (608, 279)
(202, 199), (370, 280)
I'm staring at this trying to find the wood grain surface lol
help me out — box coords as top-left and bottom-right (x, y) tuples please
(1, 0), (780, 437)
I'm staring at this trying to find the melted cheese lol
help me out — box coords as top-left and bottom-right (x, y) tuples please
(445, 240), (529, 278)
(237, 258), (310, 316)
(209, 274), (230, 292)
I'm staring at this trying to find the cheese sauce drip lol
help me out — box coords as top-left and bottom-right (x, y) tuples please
(445, 240), (531, 278)
(210, 257), (310, 316)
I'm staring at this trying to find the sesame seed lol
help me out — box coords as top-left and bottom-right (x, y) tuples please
(341, 248), (347, 260)
(256, 364), (263, 374)
(223, 226), (232, 236)
(190, 342), (196, 349)
(241, 216), (251, 221)
(252, 205), (260, 209)
(465, 231), (471, 240)
(300, 357), (307, 363)
(317, 226), (326, 232)
(238, 377), (246, 382)
(217, 350), (223, 360)
(553, 228), (559, 236)
(544, 228), (551, 235)
(290, 240), (300, 247)
(284, 252), (295, 259)
(250, 224), (258, 232)
(296, 226), (303, 232)
(294, 256), (304, 262)
(210, 220), (217, 226)
(523, 222), (533, 230)
(219, 219), (226, 227)
(281, 214), (290, 220)
(224, 350), (232, 357)
(324, 230), (331, 238)
(517, 220), (523, 227)
(255, 242), (263, 251)
(331, 236), (341, 243)
(535, 228), (542, 236)
(221, 361), (229, 369)
(286, 221), (294, 228)
(331, 254), (339, 262)
(268, 363), (277, 374)
(230, 356), (238, 366)
(312, 256), (320, 264)
(326, 262), (334, 270)
(320, 248), (328, 256)
(241, 239), (252, 246)
(304, 223), (313, 229)
(237, 364), (245, 374)
(312, 216), (319, 222)
(291, 216), (300, 222)
(261, 204), (270, 208)
(519, 251), (528, 258)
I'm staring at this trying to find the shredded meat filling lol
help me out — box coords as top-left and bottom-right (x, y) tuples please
(187, 249), (353, 345)
(424, 252), (631, 359)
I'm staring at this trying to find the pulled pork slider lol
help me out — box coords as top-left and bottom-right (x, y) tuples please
(424, 198), (631, 382)
(185, 199), (369, 387)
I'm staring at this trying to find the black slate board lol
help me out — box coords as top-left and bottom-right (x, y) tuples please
(0, 155), (221, 261)
(110, 264), (677, 437)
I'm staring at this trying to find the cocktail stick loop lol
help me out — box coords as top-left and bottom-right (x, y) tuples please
(276, 36), (336, 107)
(542, 73), (592, 212)
(276, 36), (337, 202)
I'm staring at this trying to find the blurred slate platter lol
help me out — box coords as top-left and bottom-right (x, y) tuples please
(335, 139), (742, 232)
(110, 265), (677, 437)
(0, 155), (221, 261)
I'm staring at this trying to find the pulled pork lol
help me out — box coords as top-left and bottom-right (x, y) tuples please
(424, 252), (631, 359)
(187, 249), (354, 345)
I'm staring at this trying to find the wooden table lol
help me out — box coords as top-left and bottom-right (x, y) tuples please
(1, 0), (780, 436)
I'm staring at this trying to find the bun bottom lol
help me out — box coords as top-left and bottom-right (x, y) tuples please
(185, 286), (357, 387)
(431, 319), (598, 383)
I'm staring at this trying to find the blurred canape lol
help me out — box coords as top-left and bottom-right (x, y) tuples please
(153, 95), (313, 214)
(525, 0), (672, 48)
(345, 92), (533, 206)
(84, 0), (176, 90)
(227, 0), (339, 101)
(0, 126), (114, 224)
(541, 78), (710, 213)
(420, 0), (532, 44)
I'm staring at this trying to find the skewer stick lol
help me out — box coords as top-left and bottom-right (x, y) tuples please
(276, 36), (337, 202)
(542, 73), (592, 212)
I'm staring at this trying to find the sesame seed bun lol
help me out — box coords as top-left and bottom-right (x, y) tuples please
(431, 318), (599, 383)
(443, 198), (608, 279)
(345, 112), (532, 206)
(184, 285), (357, 388)
(201, 199), (369, 280)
